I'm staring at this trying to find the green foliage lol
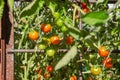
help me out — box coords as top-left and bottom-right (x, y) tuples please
(20, 0), (45, 18)
(0, 0), (4, 19)
(55, 46), (77, 70)
(82, 11), (109, 26)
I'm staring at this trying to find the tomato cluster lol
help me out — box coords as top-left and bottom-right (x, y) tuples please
(81, 2), (89, 13)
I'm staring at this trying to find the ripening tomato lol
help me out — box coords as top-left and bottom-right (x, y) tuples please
(28, 30), (39, 40)
(39, 43), (46, 50)
(83, 8), (89, 13)
(70, 75), (77, 80)
(98, 46), (109, 57)
(46, 65), (53, 73)
(102, 58), (113, 68)
(44, 73), (51, 79)
(65, 36), (73, 45)
(46, 48), (56, 56)
(90, 66), (101, 75)
(50, 36), (60, 45)
(40, 24), (52, 33)
(81, 2), (87, 9)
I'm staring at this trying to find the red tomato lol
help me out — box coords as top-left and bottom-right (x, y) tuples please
(98, 46), (109, 57)
(28, 30), (39, 40)
(65, 36), (73, 45)
(102, 58), (113, 68)
(83, 8), (89, 13)
(81, 2), (87, 9)
(70, 75), (77, 80)
(44, 73), (51, 79)
(40, 24), (52, 33)
(46, 65), (53, 73)
(50, 36), (60, 45)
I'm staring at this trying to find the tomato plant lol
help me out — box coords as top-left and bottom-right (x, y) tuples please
(13, 0), (120, 80)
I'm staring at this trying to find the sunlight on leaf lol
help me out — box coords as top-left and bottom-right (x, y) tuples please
(55, 46), (77, 70)
(20, 0), (44, 18)
(82, 11), (109, 26)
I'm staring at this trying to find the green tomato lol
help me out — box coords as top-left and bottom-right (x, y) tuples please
(56, 19), (63, 27)
(61, 25), (68, 32)
(53, 12), (60, 19)
(46, 48), (56, 57)
(39, 43), (47, 50)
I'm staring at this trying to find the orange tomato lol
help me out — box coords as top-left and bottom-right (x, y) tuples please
(83, 8), (89, 13)
(66, 36), (73, 45)
(50, 36), (60, 45)
(70, 75), (77, 80)
(40, 24), (52, 33)
(98, 46), (109, 57)
(28, 30), (39, 40)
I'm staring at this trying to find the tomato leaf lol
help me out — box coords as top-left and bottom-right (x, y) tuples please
(0, 0), (4, 19)
(8, 0), (14, 11)
(20, 0), (44, 18)
(84, 36), (98, 50)
(82, 11), (109, 26)
(48, 1), (57, 13)
(55, 46), (77, 70)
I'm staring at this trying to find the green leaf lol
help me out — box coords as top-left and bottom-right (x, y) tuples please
(48, 1), (57, 13)
(84, 36), (98, 50)
(82, 11), (109, 26)
(65, 20), (81, 40)
(8, 0), (14, 11)
(0, 0), (4, 19)
(20, 0), (44, 18)
(55, 46), (77, 70)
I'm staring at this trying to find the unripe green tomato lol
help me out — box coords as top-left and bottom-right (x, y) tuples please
(61, 25), (68, 32)
(53, 12), (60, 19)
(56, 19), (63, 27)
(39, 43), (46, 50)
(46, 48), (56, 57)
